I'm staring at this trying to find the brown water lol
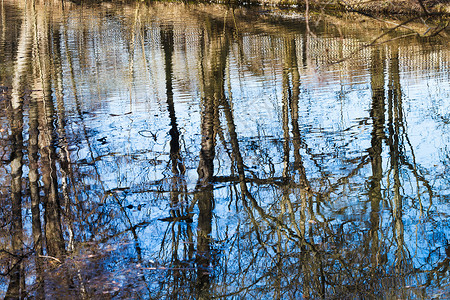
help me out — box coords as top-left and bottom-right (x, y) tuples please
(0, 0), (450, 298)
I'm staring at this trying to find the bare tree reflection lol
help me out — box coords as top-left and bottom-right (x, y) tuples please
(0, 2), (449, 299)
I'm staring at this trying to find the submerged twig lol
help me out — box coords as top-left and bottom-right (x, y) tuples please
(38, 255), (62, 264)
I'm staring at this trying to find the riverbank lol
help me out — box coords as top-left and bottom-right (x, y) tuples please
(329, 0), (450, 15)
(72, 0), (450, 15)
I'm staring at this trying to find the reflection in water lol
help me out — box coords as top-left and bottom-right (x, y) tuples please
(0, 0), (450, 298)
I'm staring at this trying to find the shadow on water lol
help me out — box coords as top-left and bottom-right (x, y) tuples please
(0, 0), (450, 298)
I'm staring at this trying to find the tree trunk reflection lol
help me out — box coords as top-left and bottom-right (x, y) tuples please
(34, 10), (66, 259)
(5, 65), (25, 300)
(387, 46), (405, 275)
(368, 47), (385, 271)
(4, 4), (32, 296)
(29, 95), (45, 299)
(161, 23), (193, 297)
(195, 18), (230, 298)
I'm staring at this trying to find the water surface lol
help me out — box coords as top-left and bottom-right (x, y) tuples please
(0, 1), (450, 298)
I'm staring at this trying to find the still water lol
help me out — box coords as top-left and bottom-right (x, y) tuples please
(1, 0), (450, 298)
